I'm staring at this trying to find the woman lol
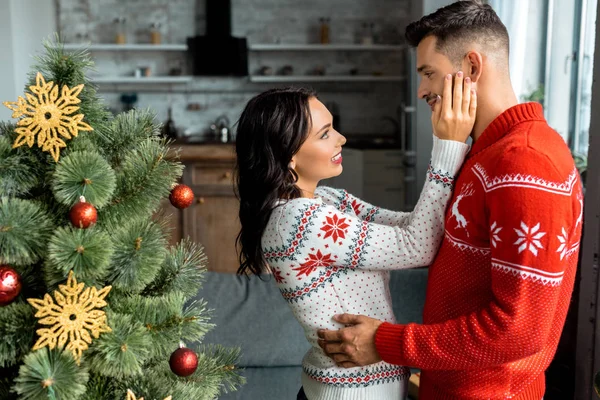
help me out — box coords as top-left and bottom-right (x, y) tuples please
(235, 75), (475, 400)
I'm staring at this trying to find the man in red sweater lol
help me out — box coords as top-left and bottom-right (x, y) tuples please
(317, 1), (583, 399)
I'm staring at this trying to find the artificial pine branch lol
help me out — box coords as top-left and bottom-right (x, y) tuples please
(1, 37), (244, 399)
(80, 373), (117, 400)
(13, 348), (89, 400)
(106, 219), (168, 293)
(143, 239), (208, 298)
(0, 198), (54, 265)
(16, 264), (49, 300)
(95, 109), (162, 164)
(109, 292), (214, 361)
(103, 136), (183, 227)
(0, 367), (19, 400)
(52, 151), (117, 208)
(121, 345), (245, 400)
(0, 127), (41, 197)
(45, 225), (114, 288)
(32, 36), (111, 129)
(191, 344), (245, 395)
(0, 303), (36, 368)
(86, 312), (153, 379)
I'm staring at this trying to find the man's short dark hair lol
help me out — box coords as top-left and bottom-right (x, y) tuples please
(406, 0), (509, 66)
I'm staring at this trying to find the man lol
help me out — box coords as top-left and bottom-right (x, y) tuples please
(317, 1), (583, 399)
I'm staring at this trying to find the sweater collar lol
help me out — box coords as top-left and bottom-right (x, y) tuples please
(274, 196), (322, 207)
(469, 102), (545, 157)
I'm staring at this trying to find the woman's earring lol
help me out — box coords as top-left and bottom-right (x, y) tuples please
(289, 161), (295, 170)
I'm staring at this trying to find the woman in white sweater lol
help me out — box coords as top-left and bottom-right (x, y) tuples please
(235, 75), (476, 400)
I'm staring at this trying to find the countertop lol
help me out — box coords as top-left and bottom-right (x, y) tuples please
(169, 134), (403, 156)
(167, 142), (235, 161)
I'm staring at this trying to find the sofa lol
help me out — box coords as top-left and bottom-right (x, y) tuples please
(196, 268), (429, 400)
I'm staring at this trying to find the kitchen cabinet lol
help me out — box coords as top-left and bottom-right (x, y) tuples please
(184, 194), (240, 273)
(160, 144), (240, 274)
(363, 149), (405, 211)
(320, 147), (405, 211)
(157, 197), (182, 247)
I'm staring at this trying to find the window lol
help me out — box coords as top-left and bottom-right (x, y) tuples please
(490, 0), (598, 158)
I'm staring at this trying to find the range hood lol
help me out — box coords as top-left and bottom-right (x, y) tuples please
(187, 0), (248, 76)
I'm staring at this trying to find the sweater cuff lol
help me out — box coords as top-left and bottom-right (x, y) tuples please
(430, 135), (470, 178)
(374, 322), (409, 366)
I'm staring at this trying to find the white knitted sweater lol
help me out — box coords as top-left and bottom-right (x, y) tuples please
(262, 137), (469, 400)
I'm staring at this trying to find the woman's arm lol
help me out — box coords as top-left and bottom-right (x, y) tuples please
(276, 138), (469, 271)
(315, 136), (469, 228)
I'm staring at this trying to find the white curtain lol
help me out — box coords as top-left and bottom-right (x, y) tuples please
(488, 0), (530, 99)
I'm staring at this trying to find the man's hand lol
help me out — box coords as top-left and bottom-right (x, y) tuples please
(316, 314), (384, 368)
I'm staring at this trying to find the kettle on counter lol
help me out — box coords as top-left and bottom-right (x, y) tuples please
(210, 115), (231, 143)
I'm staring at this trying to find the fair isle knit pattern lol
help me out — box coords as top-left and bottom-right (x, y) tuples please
(375, 103), (584, 400)
(262, 137), (469, 400)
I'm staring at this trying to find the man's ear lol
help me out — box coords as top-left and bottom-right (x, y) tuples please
(465, 51), (483, 83)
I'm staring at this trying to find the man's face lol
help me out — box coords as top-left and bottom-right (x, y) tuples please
(416, 36), (460, 112)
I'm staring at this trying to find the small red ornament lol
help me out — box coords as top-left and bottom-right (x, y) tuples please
(169, 184), (194, 209)
(69, 196), (97, 229)
(169, 346), (198, 377)
(0, 266), (22, 306)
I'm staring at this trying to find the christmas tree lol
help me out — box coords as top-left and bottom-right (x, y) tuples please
(0, 37), (244, 400)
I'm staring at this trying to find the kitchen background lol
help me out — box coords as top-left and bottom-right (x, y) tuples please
(57, 0), (407, 143)
(1, 0), (598, 399)
(1, 0), (565, 212)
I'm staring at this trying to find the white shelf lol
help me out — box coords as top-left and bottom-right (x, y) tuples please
(63, 43), (187, 51)
(249, 75), (405, 83)
(91, 76), (193, 84)
(249, 44), (405, 51)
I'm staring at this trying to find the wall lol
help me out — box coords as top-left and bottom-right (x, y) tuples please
(56, 0), (410, 139)
(0, 0), (17, 122)
(0, 0), (57, 121)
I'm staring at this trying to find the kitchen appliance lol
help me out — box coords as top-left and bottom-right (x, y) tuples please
(187, 0), (248, 76)
(401, 47), (419, 211)
(161, 106), (178, 141)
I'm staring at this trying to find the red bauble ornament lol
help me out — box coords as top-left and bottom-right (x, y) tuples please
(0, 266), (22, 306)
(70, 196), (97, 229)
(169, 347), (198, 377)
(169, 184), (194, 209)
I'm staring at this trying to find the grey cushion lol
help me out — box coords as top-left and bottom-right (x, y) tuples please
(194, 269), (429, 399)
(197, 272), (310, 367)
(195, 269), (428, 364)
(217, 366), (302, 400)
(390, 269), (429, 324)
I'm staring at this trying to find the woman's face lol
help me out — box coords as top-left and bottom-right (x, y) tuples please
(292, 97), (346, 193)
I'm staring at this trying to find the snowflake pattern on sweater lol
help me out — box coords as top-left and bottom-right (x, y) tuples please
(261, 138), (469, 399)
(375, 103), (584, 400)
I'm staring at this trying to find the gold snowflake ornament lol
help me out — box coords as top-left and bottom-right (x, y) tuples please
(2, 72), (93, 162)
(126, 389), (172, 400)
(27, 270), (112, 363)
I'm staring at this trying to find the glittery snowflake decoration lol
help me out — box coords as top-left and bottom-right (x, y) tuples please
(2, 72), (93, 162)
(27, 270), (112, 363)
(126, 389), (172, 400)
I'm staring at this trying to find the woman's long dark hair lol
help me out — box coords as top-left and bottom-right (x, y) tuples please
(235, 87), (317, 276)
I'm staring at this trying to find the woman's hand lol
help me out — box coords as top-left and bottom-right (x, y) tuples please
(431, 71), (477, 143)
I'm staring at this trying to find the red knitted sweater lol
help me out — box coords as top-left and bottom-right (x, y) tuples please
(375, 103), (583, 400)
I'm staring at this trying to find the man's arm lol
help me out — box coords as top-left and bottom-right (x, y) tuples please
(320, 150), (582, 369)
